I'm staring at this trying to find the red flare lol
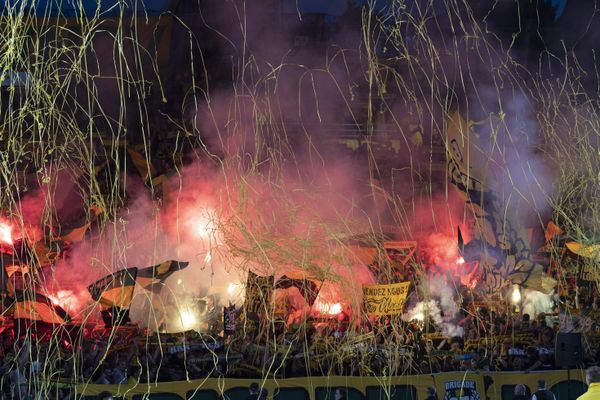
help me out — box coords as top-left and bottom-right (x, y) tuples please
(315, 301), (343, 316)
(0, 219), (13, 245)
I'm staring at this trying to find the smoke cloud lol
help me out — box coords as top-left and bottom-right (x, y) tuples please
(404, 275), (464, 337)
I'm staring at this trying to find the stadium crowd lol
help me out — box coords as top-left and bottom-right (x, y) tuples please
(0, 297), (598, 396)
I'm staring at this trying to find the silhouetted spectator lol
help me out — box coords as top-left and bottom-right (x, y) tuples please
(531, 379), (556, 400)
(514, 384), (528, 400)
(259, 388), (268, 400)
(98, 391), (114, 400)
(335, 388), (347, 400)
(247, 382), (260, 400)
(426, 386), (438, 400)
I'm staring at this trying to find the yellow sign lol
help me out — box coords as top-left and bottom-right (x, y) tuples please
(362, 282), (410, 316)
(423, 332), (446, 340)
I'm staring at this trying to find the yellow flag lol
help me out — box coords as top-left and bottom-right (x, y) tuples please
(566, 242), (600, 259)
(362, 282), (410, 316)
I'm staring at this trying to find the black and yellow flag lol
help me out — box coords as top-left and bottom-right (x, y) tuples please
(128, 147), (156, 184)
(5, 264), (30, 296)
(136, 260), (189, 292)
(566, 242), (600, 260)
(244, 271), (274, 319)
(60, 205), (103, 243)
(1, 253), (30, 295)
(275, 275), (320, 306)
(88, 268), (138, 310)
(127, 147), (170, 203)
(7, 237), (61, 268)
(13, 291), (71, 325)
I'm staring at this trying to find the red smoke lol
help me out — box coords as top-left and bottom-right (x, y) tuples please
(46, 288), (90, 317)
(420, 232), (461, 273)
(406, 190), (472, 272)
(419, 231), (478, 286)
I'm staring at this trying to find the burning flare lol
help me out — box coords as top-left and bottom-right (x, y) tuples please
(511, 285), (522, 304)
(179, 308), (198, 331)
(315, 301), (342, 316)
(227, 282), (240, 295)
(186, 208), (217, 240)
(0, 220), (13, 245)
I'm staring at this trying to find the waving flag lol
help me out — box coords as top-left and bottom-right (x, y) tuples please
(136, 260), (189, 292)
(3, 237), (62, 268)
(59, 205), (103, 243)
(1, 253), (31, 295)
(13, 291), (71, 325)
(88, 268), (138, 327)
(244, 271), (274, 319)
(566, 242), (600, 260)
(275, 275), (321, 306)
(127, 147), (170, 202)
(88, 268), (138, 308)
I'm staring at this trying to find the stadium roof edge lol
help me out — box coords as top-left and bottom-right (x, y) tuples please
(0, 0), (173, 18)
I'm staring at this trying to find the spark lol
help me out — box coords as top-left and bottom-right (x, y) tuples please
(179, 308), (198, 330)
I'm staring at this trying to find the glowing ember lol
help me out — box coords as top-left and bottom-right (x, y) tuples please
(0, 220), (13, 245)
(315, 301), (343, 315)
